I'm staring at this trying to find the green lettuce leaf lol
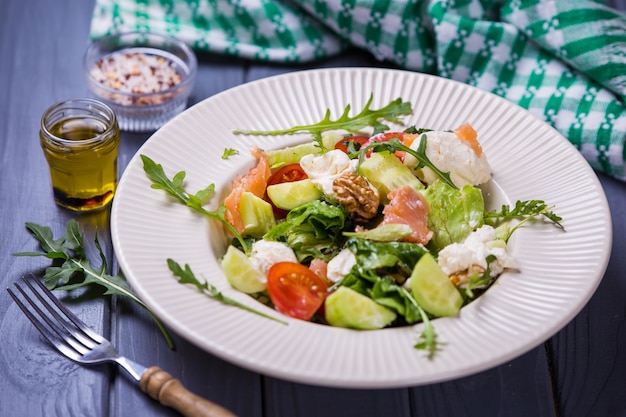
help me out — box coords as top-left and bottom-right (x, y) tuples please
(345, 238), (428, 275)
(264, 200), (350, 261)
(423, 180), (485, 252)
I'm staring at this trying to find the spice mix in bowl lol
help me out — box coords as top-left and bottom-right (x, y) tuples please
(84, 31), (197, 132)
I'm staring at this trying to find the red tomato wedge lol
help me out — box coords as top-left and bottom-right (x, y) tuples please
(264, 163), (308, 217)
(267, 163), (308, 185)
(267, 262), (328, 321)
(380, 185), (433, 245)
(334, 135), (370, 154)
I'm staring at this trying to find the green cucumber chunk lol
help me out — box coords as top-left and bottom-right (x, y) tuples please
(267, 133), (341, 168)
(410, 253), (463, 317)
(325, 287), (397, 330)
(240, 191), (276, 238)
(358, 151), (424, 202)
(221, 245), (267, 294)
(343, 224), (412, 242)
(266, 179), (322, 210)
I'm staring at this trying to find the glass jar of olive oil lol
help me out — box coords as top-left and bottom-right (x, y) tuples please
(40, 99), (120, 211)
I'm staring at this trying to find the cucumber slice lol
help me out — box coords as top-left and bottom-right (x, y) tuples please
(343, 224), (412, 242)
(267, 134), (340, 168)
(240, 191), (276, 238)
(267, 141), (323, 168)
(410, 253), (463, 317)
(325, 287), (397, 330)
(358, 151), (424, 202)
(221, 245), (267, 294)
(266, 179), (322, 210)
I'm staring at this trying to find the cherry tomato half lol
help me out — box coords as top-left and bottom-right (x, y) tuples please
(267, 262), (328, 321)
(264, 164), (308, 217)
(267, 163), (308, 186)
(334, 135), (370, 154)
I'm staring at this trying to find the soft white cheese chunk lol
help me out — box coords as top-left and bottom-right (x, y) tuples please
(248, 240), (298, 283)
(299, 149), (359, 198)
(437, 225), (517, 287)
(403, 130), (491, 187)
(326, 248), (357, 283)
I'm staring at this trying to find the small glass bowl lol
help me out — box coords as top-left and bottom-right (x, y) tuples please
(84, 32), (197, 132)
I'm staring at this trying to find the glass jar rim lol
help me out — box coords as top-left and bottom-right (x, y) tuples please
(40, 98), (119, 145)
(83, 31), (198, 99)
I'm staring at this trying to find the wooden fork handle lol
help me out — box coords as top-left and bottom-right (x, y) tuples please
(139, 366), (237, 417)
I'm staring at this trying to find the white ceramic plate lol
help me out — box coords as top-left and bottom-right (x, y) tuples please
(111, 68), (611, 388)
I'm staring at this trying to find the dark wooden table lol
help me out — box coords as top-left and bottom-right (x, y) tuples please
(2, 1), (626, 416)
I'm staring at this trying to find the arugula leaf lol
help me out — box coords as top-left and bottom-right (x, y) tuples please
(413, 301), (440, 359)
(141, 154), (249, 254)
(167, 259), (288, 325)
(13, 220), (175, 349)
(63, 219), (85, 259)
(484, 200), (563, 241)
(222, 148), (239, 159)
(19, 222), (67, 258)
(233, 95), (413, 150)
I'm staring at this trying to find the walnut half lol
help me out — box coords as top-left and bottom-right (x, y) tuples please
(333, 172), (380, 223)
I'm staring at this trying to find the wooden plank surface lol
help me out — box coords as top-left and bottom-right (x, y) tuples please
(0, 0), (110, 416)
(1, 0), (625, 416)
(548, 173), (626, 417)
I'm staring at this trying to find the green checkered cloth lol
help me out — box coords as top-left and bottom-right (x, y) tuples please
(90, 0), (626, 181)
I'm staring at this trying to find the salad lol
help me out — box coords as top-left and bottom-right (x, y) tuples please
(142, 97), (562, 356)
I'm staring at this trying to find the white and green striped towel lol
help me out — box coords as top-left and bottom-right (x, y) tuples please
(90, 0), (626, 181)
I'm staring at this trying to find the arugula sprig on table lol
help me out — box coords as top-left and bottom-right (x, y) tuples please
(233, 94), (413, 151)
(13, 220), (175, 349)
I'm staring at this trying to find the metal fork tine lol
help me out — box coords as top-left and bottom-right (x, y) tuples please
(7, 284), (85, 361)
(9, 277), (99, 356)
(26, 276), (106, 344)
(10, 280), (91, 353)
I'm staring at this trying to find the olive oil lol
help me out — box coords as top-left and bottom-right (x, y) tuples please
(40, 99), (120, 211)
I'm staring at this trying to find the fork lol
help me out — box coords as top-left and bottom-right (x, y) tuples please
(7, 276), (236, 417)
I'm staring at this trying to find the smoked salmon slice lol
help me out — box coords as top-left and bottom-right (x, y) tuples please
(454, 123), (482, 157)
(224, 147), (271, 234)
(380, 185), (433, 245)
